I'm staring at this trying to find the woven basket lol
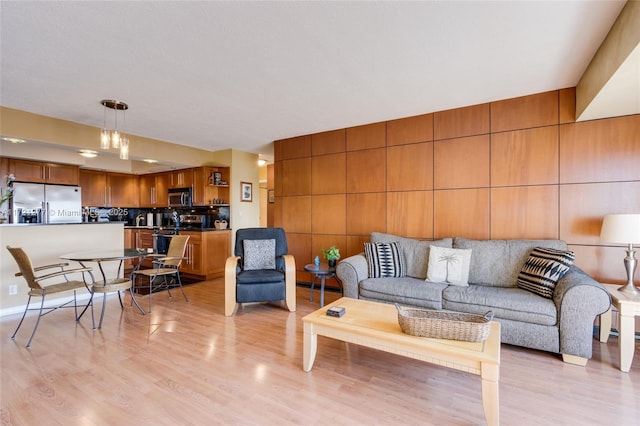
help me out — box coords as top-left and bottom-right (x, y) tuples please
(395, 304), (493, 342)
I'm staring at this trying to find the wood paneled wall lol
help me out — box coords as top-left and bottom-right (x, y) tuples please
(273, 88), (640, 284)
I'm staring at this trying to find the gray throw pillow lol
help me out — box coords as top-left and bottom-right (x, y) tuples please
(243, 239), (276, 270)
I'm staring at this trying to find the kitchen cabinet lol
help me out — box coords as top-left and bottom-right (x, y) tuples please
(204, 230), (231, 278)
(168, 169), (193, 189)
(139, 173), (168, 207)
(192, 166), (230, 206)
(80, 169), (138, 207)
(132, 228), (154, 268)
(107, 173), (139, 207)
(180, 231), (202, 275)
(8, 158), (79, 185)
(123, 228), (134, 268)
(79, 169), (107, 206)
(176, 230), (231, 279)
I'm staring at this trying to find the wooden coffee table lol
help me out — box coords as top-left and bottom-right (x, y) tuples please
(302, 297), (501, 426)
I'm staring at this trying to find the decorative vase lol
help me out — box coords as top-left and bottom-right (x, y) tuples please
(328, 259), (336, 268)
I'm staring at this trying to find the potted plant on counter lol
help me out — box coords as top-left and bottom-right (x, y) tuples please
(0, 174), (15, 223)
(321, 245), (340, 268)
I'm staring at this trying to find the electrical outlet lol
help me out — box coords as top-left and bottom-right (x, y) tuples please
(9, 285), (17, 295)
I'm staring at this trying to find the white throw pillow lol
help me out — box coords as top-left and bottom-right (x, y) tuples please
(243, 239), (276, 270)
(426, 246), (472, 286)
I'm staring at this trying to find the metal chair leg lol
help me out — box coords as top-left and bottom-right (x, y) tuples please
(11, 295), (31, 341)
(98, 292), (107, 329)
(26, 296), (46, 349)
(166, 274), (172, 298)
(176, 272), (188, 302)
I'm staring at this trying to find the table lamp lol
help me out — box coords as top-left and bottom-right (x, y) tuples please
(600, 214), (640, 295)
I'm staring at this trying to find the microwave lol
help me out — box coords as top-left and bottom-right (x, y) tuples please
(168, 187), (192, 207)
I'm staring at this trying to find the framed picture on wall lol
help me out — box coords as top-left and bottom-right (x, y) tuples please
(241, 182), (252, 202)
(268, 189), (275, 203)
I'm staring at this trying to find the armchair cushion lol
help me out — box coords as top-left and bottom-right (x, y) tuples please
(237, 269), (284, 284)
(243, 239), (276, 270)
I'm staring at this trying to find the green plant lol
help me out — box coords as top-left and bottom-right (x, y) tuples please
(321, 245), (340, 261)
(0, 174), (15, 207)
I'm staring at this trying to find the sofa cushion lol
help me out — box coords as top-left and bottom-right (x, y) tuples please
(360, 277), (447, 310)
(371, 232), (453, 279)
(517, 247), (575, 298)
(364, 242), (405, 278)
(426, 246), (472, 286)
(243, 239), (276, 270)
(453, 238), (568, 287)
(443, 285), (557, 326)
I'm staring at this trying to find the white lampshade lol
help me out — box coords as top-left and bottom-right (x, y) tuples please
(600, 214), (640, 244)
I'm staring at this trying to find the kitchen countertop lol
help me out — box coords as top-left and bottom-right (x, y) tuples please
(0, 221), (124, 227)
(124, 225), (230, 232)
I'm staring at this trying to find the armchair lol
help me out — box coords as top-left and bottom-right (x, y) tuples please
(225, 227), (296, 316)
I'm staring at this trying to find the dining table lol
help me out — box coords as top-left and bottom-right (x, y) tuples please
(60, 248), (149, 328)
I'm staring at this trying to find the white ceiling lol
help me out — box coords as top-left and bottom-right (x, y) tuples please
(0, 1), (628, 162)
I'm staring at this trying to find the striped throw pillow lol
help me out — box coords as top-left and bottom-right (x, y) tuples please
(517, 247), (575, 298)
(363, 242), (406, 278)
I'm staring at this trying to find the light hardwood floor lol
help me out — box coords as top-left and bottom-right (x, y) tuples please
(1, 280), (638, 426)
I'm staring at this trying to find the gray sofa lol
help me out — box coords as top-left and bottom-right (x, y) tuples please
(336, 232), (611, 365)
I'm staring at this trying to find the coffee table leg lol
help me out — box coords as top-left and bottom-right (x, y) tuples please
(303, 322), (317, 372)
(481, 363), (499, 426)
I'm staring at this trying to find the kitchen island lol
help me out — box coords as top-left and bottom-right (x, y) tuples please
(0, 222), (124, 316)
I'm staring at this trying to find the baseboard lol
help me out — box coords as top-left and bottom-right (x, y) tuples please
(593, 325), (640, 340)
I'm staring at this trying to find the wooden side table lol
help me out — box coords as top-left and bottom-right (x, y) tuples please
(304, 263), (337, 308)
(599, 283), (640, 372)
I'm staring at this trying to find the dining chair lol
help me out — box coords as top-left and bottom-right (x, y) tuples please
(6, 246), (93, 348)
(132, 235), (190, 312)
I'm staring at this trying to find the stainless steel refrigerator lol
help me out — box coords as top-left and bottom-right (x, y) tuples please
(12, 183), (82, 224)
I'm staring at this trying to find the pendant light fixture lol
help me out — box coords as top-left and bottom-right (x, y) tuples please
(99, 99), (130, 159)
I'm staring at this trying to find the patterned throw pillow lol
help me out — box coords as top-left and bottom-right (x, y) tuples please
(517, 247), (575, 298)
(243, 239), (276, 270)
(363, 242), (406, 278)
(426, 246), (472, 286)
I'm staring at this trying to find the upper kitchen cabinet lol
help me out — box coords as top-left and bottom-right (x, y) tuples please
(107, 173), (139, 207)
(168, 169), (193, 189)
(79, 169), (138, 207)
(139, 173), (168, 207)
(7, 158), (79, 185)
(79, 169), (107, 206)
(192, 166), (230, 206)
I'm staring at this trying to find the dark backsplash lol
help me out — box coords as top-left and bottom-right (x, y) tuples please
(85, 206), (229, 228)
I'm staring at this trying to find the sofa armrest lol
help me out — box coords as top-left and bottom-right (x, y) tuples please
(336, 254), (369, 299)
(553, 265), (611, 359)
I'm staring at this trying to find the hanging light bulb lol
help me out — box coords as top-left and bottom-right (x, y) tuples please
(111, 130), (120, 148)
(100, 104), (110, 149)
(119, 137), (129, 160)
(111, 102), (120, 148)
(100, 129), (110, 149)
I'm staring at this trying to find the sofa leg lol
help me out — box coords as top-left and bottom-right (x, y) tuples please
(562, 354), (588, 366)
